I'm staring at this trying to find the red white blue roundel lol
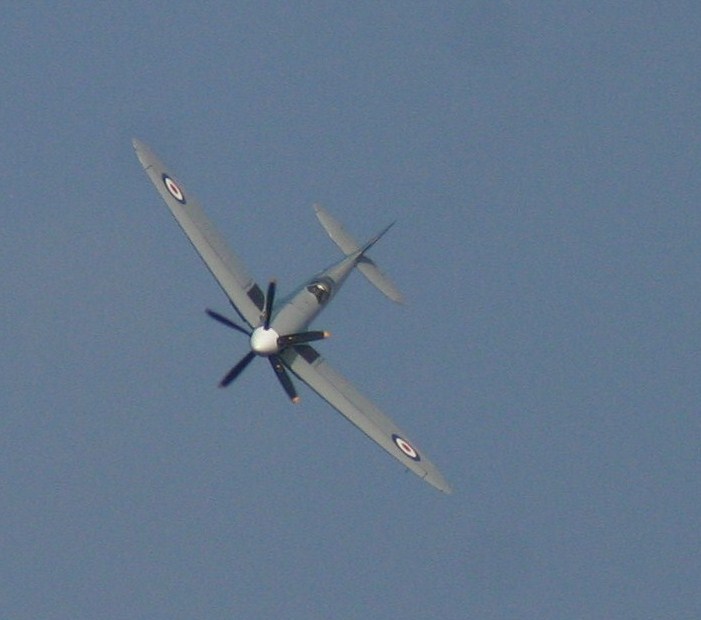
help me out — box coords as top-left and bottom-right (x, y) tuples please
(392, 434), (421, 461)
(162, 174), (186, 204)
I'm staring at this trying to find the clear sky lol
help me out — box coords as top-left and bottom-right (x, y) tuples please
(2, 3), (700, 619)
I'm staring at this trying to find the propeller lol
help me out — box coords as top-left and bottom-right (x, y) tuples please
(277, 331), (329, 348)
(263, 280), (276, 329)
(206, 279), (330, 402)
(219, 351), (256, 387)
(269, 355), (299, 403)
(205, 309), (251, 336)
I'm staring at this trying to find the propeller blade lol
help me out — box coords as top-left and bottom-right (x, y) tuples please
(206, 309), (251, 336)
(219, 351), (256, 388)
(263, 280), (276, 329)
(277, 331), (330, 348)
(269, 355), (300, 403)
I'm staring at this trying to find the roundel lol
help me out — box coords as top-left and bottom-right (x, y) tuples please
(392, 434), (421, 461)
(162, 174), (186, 204)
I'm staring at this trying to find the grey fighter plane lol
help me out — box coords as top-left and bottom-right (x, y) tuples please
(133, 139), (451, 494)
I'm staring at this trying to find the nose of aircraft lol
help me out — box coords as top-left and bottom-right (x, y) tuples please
(250, 326), (280, 356)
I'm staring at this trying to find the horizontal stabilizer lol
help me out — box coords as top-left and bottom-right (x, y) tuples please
(314, 204), (404, 304)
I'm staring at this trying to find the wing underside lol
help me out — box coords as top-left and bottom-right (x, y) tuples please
(133, 139), (264, 328)
(281, 345), (452, 494)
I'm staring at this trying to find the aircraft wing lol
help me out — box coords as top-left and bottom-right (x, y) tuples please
(133, 139), (265, 328)
(280, 345), (452, 494)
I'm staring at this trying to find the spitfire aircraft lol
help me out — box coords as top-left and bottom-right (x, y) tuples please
(133, 139), (451, 494)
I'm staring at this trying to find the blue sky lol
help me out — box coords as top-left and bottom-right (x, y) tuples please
(2, 3), (700, 618)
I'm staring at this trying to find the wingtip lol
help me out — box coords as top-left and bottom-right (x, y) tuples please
(425, 470), (453, 495)
(132, 138), (148, 165)
(132, 138), (156, 170)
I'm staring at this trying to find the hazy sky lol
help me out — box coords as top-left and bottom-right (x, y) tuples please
(2, 3), (700, 619)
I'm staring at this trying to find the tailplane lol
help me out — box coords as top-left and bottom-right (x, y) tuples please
(314, 204), (404, 304)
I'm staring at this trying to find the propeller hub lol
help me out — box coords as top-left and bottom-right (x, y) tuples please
(250, 326), (280, 356)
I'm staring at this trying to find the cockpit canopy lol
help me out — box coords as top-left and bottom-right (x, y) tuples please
(306, 278), (333, 304)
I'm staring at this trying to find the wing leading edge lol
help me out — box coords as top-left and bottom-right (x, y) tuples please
(281, 345), (452, 494)
(132, 139), (264, 328)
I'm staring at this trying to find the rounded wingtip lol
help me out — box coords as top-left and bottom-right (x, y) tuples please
(132, 138), (153, 169)
(434, 476), (453, 495)
(425, 470), (453, 495)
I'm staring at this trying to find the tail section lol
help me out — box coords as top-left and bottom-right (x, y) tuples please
(314, 204), (405, 304)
